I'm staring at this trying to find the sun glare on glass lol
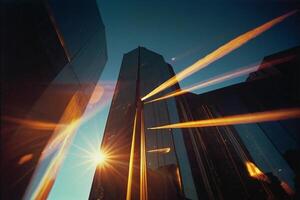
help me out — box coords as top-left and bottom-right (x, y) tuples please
(94, 150), (107, 166)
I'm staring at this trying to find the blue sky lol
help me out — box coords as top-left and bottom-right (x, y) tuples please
(48, 1), (300, 199)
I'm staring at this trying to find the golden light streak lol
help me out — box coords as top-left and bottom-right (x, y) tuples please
(146, 55), (295, 103)
(41, 120), (81, 160)
(149, 108), (300, 130)
(25, 92), (82, 199)
(126, 110), (138, 200)
(147, 147), (171, 154)
(2, 116), (64, 130)
(141, 10), (298, 101)
(30, 120), (79, 200)
(41, 86), (112, 159)
(25, 83), (113, 199)
(18, 154), (33, 165)
(245, 161), (268, 182)
(176, 167), (182, 191)
(140, 109), (148, 200)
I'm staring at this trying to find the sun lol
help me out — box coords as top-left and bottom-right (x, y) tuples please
(94, 150), (107, 166)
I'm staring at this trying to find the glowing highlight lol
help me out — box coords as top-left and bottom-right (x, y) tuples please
(246, 161), (268, 182)
(18, 154), (33, 165)
(25, 83), (113, 199)
(142, 10), (298, 101)
(149, 108), (300, 130)
(2, 116), (64, 130)
(30, 120), (79, 200)
(147, 147), (171, 154)
(146, 55), (295, 103)
(126, 110), (138, 200)
(93, 150), (108, 166)
(140, 108), (148, 200)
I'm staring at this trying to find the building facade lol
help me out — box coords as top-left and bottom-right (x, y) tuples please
(178, 46), (300, 199)
(1, 0), (107, 199)
(89, 47), (197, 200)
(90, 46), (299, 200)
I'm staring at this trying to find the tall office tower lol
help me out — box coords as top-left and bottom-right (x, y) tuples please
(89, 47), (197, 200)
(1, 0), (107, 199)
(178, 46), (300, 199)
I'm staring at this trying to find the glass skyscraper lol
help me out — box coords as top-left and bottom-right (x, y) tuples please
(89, 47), (197, 200)
(90, 46), (299, 200)
(1, 0), (107, 199)
(178, 46), (300, 199)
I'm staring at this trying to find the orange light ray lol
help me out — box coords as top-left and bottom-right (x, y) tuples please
(140, 109), (148, 200)
(126, 110), (138, 200)
(245, 161), (269, 182)
(2, 116), (65, 130)
(25, 83), (114, 199)
(146, 55), (295, 103)
(41, 120), (80, 159)
(41, 90), (112, 158)
(28, 120), (79, 200)
(18, 154), (34, 165)
(141, 10), (298, 101)
(149, 108), (300, 130)
(147, 147), (171, 154)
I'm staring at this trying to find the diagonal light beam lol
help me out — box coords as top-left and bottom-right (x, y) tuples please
(149, 108), (300, 130)
(145, 55), (295, 103)
(140, 108), (148, 200)
(141, 10), (298, 101)
(126, 109), (138, 200)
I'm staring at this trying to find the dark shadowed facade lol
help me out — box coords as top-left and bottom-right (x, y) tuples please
(90, 46), (299, 200)
(89, 47), (197, 200)
(1, 0), (107, 199)
(178, 46), (300, 199)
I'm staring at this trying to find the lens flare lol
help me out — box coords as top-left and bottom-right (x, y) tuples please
(140, 109), (148, 200)
(245, 161), (268, 182)
(142, 10), (298, 101)
(18, 154), (34, 165)
(147, 147), (171, 154)
(126, 110), (138, 200)
(2, 116), (64, 130)
(146, 55), (295, 103)
(28, 120), (79, 200)
(93, 150), (107, 166)
(23, 82), (114, 199)
(70, 140), (112, 172)
(149, 108), (300, 130)
(89, 84), (105, 105)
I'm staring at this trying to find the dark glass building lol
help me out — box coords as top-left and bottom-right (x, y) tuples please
(178, 46), (300, 199)
(89, 47), (197, 200)
(90, 46), (299, 200)
(1, 0), (107, 199)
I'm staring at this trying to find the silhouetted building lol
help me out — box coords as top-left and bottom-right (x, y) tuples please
(178, 46), (300, 199)
(89, 47), (197, 200)
(1, 0), (107, 199)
